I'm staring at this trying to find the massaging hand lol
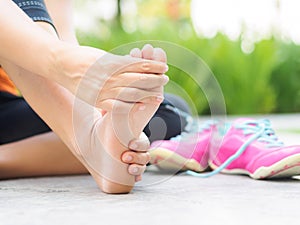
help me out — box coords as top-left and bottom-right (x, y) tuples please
(55, 45), (168, 111)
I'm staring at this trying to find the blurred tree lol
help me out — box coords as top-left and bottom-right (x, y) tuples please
(116, 0), (122, 26)
(136, 0), (191, 20)
(77, 0), (300, 115)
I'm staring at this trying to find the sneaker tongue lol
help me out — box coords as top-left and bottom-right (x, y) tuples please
(217, 118), (258, 136)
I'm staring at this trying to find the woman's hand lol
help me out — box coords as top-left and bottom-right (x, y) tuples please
(54, 44), (169, 110)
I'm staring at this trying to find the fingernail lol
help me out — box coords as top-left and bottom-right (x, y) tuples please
(132, 167), (139, 174)
(125, 155), (133, 162)
(130, 142), (138, 150)
(165, 64), (169, 72)
(163, 75), (169, 83)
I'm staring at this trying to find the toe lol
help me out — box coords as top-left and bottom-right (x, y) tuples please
(128, 133), (150, 152)
(153, 48), (167, 63)
(122, 151), (151, 165)
(130, 48), (142, 58)
(128, 164), (146, 176)
(142, 44), (154, 60)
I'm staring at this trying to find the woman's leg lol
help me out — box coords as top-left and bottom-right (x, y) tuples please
(0, 91), (152, 180)
(0, 132), (87, 179)
(0, 92), (191, 179)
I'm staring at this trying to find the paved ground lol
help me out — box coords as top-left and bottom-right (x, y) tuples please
(1, 114), (300, 225)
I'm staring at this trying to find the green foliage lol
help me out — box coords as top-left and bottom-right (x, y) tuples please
(77, 19), (300, 115)
(204, 36), (278, 114)
(271, 42), (300, 112)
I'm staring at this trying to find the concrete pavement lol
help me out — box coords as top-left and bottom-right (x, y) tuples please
(1, 114), (300, 225)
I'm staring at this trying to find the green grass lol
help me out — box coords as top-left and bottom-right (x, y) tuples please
(77, 20), (300, 115)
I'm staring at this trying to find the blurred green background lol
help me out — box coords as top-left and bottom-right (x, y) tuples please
(75, 0), (300, 115)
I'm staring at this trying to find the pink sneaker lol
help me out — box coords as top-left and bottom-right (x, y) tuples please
(209, 118), (300, 179)
(149, 120), (216, 172)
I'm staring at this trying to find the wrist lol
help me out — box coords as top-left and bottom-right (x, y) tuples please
(50, 42), (105, 97)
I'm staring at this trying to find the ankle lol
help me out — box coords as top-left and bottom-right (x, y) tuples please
(0, 149), (18, 179)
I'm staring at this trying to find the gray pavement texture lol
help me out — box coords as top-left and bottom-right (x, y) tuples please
(1, 114), (300, 225)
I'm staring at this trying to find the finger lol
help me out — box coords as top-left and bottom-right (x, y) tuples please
(122, 151), (151, 165)
(128, 132), (150, 152)
(99, 87), (164, 104)
(106, 73), (169, 91)
(97, 99), (139, 113)
(97, 99), (159, 114)
(130, 48), (142, 58)
(153, 48), (167, 63)
(128, 164), (146, 176)
(95, 53), (168, 77)
(142, 44), (154, 60)
(120, 57), (169, 74)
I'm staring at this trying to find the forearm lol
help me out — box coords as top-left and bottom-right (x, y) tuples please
(0, 0), (63, 78)
(1, 0), (166, 110)
(0, 0), (107, 97)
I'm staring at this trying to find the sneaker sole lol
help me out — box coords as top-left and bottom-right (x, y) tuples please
(150, 148), (207, 172)
(209, 153), (300, 179)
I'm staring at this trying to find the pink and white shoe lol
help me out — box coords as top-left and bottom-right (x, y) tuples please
(208, 118), (300, 179)
(149, 120), (216, 172)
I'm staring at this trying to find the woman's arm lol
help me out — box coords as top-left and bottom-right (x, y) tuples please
(0, 0), (167, 108)
(0, 0), (63, 78)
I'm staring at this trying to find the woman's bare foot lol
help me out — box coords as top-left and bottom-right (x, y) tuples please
(69, 45), (168, 193)
(71, 97), (161, 193)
